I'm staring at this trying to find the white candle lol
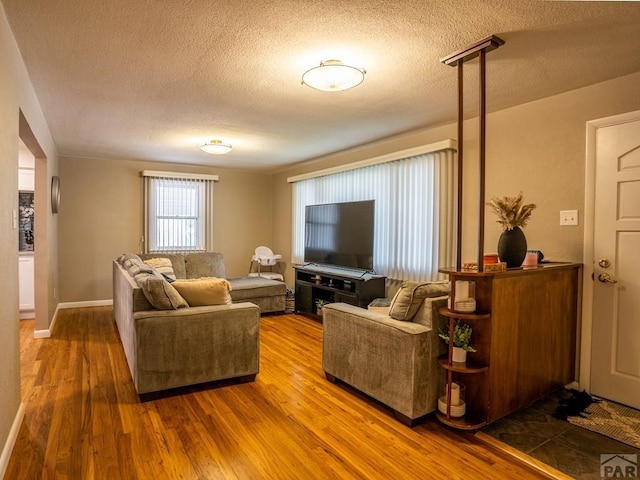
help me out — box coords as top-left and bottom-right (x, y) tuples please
(455, 281), (470, 300)
(449, 382), (460, 405)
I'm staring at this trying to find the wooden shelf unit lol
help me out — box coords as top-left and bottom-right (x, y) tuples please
(438, 288), (490, 429)
(438, 263), (581, 427)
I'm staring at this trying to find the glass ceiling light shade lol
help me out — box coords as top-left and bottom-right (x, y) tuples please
(199, 139), (232, 154)
(301, 59), (366, 92)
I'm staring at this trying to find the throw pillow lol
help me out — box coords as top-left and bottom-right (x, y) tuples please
(135, 272), (188, 310)
(143, 257), (177, 280)
(119, 253), (140, 265)
(172, 277), (232, 306)
(127, 264), (154, 277)
(389, 280), (450, 321)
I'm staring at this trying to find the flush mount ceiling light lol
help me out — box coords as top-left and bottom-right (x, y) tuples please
(301, 59), (366, 92)
(199, 139), (232, 155)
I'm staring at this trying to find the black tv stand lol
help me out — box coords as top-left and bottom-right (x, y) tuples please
(294, 265), (386, 318)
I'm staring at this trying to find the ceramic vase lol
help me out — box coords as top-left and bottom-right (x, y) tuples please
(498, 226), (527, 268)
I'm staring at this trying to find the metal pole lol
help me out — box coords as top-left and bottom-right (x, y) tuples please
(478, 49), (486, 272)
(456, 61), (464, 270)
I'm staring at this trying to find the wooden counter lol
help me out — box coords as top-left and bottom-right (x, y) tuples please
(438, 263), (582, 426)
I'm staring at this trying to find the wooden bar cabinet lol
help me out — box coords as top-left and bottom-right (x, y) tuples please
(436, 263), (581, 429)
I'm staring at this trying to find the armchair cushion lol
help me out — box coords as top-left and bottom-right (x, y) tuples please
(389, 280), (449, 321)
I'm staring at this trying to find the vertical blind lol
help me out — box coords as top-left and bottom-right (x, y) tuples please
(142, 171), (217, 253)
(291, 149), (456, 281)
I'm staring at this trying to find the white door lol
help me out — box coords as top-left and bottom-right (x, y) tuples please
(590, 116), (640, 409)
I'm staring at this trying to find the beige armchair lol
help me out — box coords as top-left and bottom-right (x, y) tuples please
(322, 284), (448, 426)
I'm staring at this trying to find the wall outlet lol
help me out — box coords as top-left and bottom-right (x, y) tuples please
(560, 210), (578, 226)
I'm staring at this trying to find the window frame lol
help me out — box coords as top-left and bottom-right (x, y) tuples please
(142, 171), (218, 254)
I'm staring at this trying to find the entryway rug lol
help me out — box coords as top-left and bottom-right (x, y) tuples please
(553, 389), (640, 449)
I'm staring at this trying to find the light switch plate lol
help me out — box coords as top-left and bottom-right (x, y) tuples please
(560, 210), (578, 226)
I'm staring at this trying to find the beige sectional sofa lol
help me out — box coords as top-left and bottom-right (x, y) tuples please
(113, 251), (285, 395)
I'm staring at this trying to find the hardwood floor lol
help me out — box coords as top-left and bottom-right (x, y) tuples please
(8, 307), (554, 479)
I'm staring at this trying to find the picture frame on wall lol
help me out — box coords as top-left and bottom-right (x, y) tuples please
(51, 175), (60, 214)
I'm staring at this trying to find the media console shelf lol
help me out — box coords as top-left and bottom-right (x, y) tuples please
(294, 265), (386, 318)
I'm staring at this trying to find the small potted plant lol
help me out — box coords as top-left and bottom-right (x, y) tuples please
(438, 320), (477, 363)
(315, 299), (329, 317)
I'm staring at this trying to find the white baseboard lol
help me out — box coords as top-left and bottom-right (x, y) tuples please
(57, 299), (113, 309)
(33, 303), (58, 338)
(33, 329), (51, 338)
(0, 403), (25, 479)
(33, 300), (113, 338)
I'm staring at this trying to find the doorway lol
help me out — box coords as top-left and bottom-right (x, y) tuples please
(18, 139), (36, 320)
(18, 110), (50, 336)
(581, 109), (640, 409)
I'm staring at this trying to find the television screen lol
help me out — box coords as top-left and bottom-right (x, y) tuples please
(304, 200), (375, 271)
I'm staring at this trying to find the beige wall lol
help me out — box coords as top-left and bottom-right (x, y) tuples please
(58, 156), (274, 302)
(0, 4), (58, 471)
(272, 72), (640, 285)
(3, 0), (639, 466)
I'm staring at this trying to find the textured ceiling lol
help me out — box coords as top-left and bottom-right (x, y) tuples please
(3, 0), (640, 171)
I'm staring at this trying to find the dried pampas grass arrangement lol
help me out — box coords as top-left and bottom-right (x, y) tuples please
(487, 192), (536, 231)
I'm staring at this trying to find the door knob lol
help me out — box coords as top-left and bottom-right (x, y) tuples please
(597, 272), (618, 284)
(598, 258), (611, 269)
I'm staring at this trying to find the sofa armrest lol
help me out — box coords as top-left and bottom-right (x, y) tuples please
(131, 302), (260, 394)
(132, 301), (259, 320)
(323, 302), (431, 334)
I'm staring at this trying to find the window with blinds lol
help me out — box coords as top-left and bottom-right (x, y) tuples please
(290, 147), (456, 282)
(142, 171), (217, 253)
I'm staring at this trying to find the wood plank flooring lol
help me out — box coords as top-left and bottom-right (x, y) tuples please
(7, 307), (554, 479)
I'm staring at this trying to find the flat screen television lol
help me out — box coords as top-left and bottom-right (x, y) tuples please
(304, 200), (375, 271)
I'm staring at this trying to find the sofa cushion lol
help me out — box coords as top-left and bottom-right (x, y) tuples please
(228, 276), (286, 301)
(184, 252), (226, 279)
(135, 272), (188, 310)
(143, 257), (177, 280)
(172, 277), (232, 306)
(389, 281), (449, 321)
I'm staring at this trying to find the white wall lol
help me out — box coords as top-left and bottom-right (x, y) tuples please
(0, 3), (58, 473)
